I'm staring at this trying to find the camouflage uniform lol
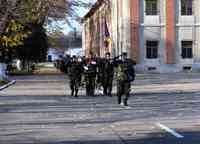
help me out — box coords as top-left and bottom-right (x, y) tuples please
(96, 58), (104, 90)
(84, 58), (97, 96)
(115, 54), (135, 106)
(68, 57), (83, 97)
(102, 53), (114, 96)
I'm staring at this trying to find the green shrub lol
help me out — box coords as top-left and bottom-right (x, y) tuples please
(0, 80), (9, 86)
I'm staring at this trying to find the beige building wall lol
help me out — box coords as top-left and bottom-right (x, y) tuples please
(122, 0), (131, 57)
(193, 0), (200, 63)
(110, 0), (118, 57)
(110, 0), (131, 57)
(82, 0), (113, 57)
(82, 0), (200, 72)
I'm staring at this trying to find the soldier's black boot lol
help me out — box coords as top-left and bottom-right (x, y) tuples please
(123, 98), (128, 106)
(74, 90), (78, 97)
(103, 88), (107, 96)
(108, 91), (112, 97)
(118, 95), (121, 104)
(71, 88), (74, 96)
(91, 90), (95, 97)
(108, 86), (112, 97)
(86, 86), (89, 96)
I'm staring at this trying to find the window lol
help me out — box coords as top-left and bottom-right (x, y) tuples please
(181, 41), (193, 59)
(146, 41), (158, 59)
(181, 0), (193, 15)
(145, 0), (158, 15)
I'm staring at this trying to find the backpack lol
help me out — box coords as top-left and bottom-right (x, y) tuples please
(126, 66), (135, 82)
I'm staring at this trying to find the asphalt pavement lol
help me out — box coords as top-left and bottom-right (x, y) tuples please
(0, 73), (199, 144)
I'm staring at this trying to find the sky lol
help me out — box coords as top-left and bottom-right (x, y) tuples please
(61, 0), (97, 34)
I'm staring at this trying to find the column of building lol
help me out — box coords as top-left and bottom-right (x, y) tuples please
(121, 0), (131, 57)
(159, 0), (167, 69)
(110, 0), (118, 57)
(82, 23), (86, 56)
(99, 6), (104, 57)
(193, 0), (200, 66)
(166, 0), (176, 65)
(85, 20), (90, 56)
(130, 0), (140, 63)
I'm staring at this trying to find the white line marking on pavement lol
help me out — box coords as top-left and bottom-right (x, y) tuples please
(156, 123), (184, 138)
(0, 80), (16, 91)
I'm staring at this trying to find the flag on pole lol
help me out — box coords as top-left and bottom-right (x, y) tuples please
(104, 19), (112, 48)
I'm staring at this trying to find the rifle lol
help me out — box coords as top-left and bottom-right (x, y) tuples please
(113, 54), (122, 60)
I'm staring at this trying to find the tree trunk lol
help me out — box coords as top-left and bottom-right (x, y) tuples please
(21, 60), (26, 70)
(0, 12), (9, 35)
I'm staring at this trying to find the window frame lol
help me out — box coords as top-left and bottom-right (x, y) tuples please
(181, 0), (193, 16)
(145, 0), (159, 16)
(181, 41), (193, 59)
(146, 40), (159, 59)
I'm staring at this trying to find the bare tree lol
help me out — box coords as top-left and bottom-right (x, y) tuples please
(0, 0), (92, 34)
(0, 0), (92, 79)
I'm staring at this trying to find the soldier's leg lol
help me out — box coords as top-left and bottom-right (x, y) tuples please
(91, 76), (96, 96)
(108, 77), (113, 96)
(103, 79), (108, 96)
(117, 81), (123, 104)
(87, 77), (92, 96)
(86, 85), (90, 96)
(74, 78), (80, 97)
(86, 81), (90, 96)
(85, 75), (90, 96)
(123, 82), (131, 106)
(70, 79), (75, 96)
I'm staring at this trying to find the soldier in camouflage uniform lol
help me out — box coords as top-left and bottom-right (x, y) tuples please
(68, 56), (83, 97)
(84, 54), (97, 96)
(114, 52), (136, 106)
(102, 52), (114, 96)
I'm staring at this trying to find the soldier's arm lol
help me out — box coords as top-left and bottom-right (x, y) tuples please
(113, 58), (122, 67)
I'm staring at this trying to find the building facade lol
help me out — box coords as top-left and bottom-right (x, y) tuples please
(82, 0), (200, 73)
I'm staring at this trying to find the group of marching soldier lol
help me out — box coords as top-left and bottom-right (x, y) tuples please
(66, 52), (136, 106)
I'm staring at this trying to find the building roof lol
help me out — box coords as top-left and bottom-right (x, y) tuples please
(82, 0), (105, 22)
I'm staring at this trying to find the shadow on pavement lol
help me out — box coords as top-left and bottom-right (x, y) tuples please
(46, 131), (200, 144)
(1, 131), (199, 144)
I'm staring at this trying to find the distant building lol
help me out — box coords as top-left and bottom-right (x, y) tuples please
(47, 48), (64, 62)
(47, 29), (83, 61)
(66, 30), (83, 56)
(68, 29), (82, 48)
(82, 0), (200, 73)
(65, 48), (84, 56)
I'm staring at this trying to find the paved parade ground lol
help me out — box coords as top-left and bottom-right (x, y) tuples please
(0, 73), (200, 144)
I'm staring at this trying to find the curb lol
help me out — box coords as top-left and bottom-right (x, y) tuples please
(0, 80), (16, 91)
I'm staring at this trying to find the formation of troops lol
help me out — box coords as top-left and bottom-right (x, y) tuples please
(61, 52), (136, 106)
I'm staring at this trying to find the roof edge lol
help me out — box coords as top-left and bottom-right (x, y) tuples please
(82, 0), (105, 22)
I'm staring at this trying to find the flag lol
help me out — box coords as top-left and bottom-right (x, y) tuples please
(104, 19), (112, 48)
(105, 19), (110, 37)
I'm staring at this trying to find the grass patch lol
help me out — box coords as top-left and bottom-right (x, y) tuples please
(8, 70), (33, 76)
(0, 79), (9, 86)
(35, 64), (45, 69)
